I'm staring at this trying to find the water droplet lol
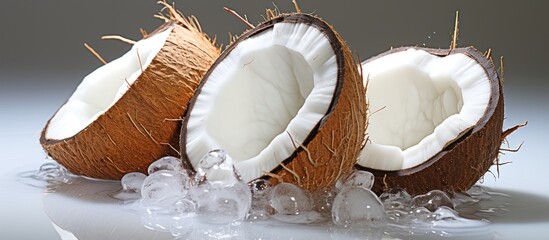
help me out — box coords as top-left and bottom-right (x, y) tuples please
(148, 156), (183, 174)
(331, 186), (387, 228)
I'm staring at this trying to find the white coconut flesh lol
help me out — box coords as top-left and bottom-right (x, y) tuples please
(185, 22), (338, 181)
(358, 48), (491, 171)
(45, 28), (173, 140)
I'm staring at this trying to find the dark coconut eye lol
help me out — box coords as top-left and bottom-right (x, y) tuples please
(356, 47), (504, 195)
(181, 14), (367, 191)
(41, 6), (220, 180)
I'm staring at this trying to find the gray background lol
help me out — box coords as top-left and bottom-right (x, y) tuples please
(1, 1), (548, 82)
(1, 1), (547, 119)
(1, 1), (548, 239)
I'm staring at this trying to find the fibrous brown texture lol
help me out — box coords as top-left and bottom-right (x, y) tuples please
(40, 12), (220, 179)
(358, 47), (504, 195)
(180, 13), (367, 191)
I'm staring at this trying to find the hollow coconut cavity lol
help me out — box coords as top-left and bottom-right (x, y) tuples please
(357, 47), (504, 195)
(41, 15), (220, 179)
(181, 14), (367, 191)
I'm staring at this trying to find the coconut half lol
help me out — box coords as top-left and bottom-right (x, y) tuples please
(357, 47), (504, 195)
(40, 13), (220, 179)
(181, 14), (367, 191)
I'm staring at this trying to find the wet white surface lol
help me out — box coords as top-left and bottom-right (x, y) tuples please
(1, 78), (548, 240)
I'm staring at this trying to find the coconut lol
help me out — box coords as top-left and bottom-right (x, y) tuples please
(356, 46), (504, 195)
(180, 13), (367, 191)
(40, 5), (220, 180)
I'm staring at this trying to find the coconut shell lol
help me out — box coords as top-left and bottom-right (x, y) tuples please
(357, 47), (504, 195)
(40, 20), (220, 180)
(180, 14), (367, 191)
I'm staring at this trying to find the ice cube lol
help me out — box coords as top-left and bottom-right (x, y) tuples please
(335, 170), (374, 190)
(410, 190), (454, 211)
(312, 187), (337, 215)
(189, 149), (252, 223)
(247, 179), (272, 221)
(141, 170), (191, 199)
(331, 186), (387, 228)
(196, 149), (240, 185)
(192, 180), (252, 224)
(170, 198), (197, 215)
(148, 156), (184, 174)
(269, 182), (313, 215)
(249, 178), (271, 195)
(121, 172), (147, 193)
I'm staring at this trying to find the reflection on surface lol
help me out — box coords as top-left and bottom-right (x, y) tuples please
(40, 176), (549, 240)
(458, 188), (549, 224)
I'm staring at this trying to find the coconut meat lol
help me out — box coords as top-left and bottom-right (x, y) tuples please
(185, 22), (338, 181)
(358, 48), (491, 171)
(45, 28), (173, 140)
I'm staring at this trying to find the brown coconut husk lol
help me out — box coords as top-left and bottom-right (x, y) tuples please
(180, 10), (368, 191)
(40, 3), (220, 180)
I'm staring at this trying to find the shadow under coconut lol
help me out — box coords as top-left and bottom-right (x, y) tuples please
(457, 187), (549, 224)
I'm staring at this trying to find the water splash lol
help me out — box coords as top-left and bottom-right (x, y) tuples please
(18, 162), (74, 190)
